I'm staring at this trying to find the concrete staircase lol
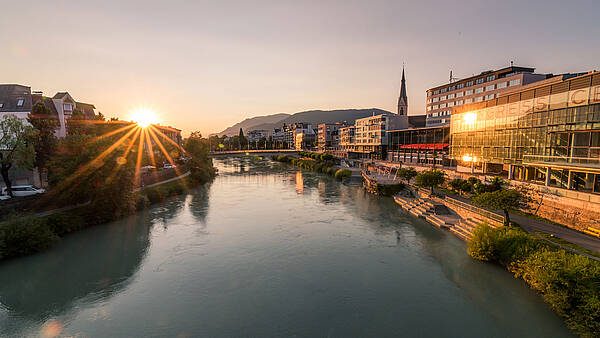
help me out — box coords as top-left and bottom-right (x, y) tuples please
(394, 196), (454, 229)
(449, 218), (484, 241)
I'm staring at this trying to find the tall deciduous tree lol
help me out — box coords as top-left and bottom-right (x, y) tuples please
(0, 115), (36, 196)
(28, 102), (58, 174)
(473, 189), (527, 227)
(414, 169), (445, 194)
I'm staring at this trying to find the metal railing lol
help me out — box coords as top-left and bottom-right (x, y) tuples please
(523, 155), (600, 168)
(444, 195), (505, 224)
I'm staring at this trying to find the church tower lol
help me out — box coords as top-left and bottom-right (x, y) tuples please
(397, 67), (408, 115)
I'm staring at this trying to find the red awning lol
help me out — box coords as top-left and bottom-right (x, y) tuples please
(398, 143), (448, 150)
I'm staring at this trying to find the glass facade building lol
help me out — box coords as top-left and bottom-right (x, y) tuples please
(450, 71), (600, 193)
(388, 126), (450, 166)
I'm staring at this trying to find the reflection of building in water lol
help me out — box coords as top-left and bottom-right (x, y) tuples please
(295, 171), (304, 194)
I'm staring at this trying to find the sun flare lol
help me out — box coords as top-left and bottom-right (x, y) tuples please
(130, 108), (159, 128)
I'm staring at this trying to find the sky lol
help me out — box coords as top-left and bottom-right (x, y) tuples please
(1, 0), (599, 136)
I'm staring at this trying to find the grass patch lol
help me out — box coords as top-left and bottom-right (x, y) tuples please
(536, 231), (600, 259)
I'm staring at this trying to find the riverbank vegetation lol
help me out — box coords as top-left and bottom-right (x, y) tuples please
(468, 224), (600, 337)
(273, 152), (350, 181)
(0, 115), (215, 261)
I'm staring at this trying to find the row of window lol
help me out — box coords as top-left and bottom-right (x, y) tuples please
(428, 79), (521, 104)
(0, 99), (25, 109)
(429, 96), (499, 111)
(428, 78), (521, 98)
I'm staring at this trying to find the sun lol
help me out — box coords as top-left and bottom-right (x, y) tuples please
(130, 108), (159, 128)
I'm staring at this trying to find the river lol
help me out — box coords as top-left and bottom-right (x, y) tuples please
(0, 157), (572, 337)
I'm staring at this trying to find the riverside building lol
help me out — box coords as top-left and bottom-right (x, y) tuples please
(426, 66), (550, 127)
(449, 71), (600, 193)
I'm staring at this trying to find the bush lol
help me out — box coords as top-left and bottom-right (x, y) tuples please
(0, 215), (58, 259)
(334, 169), (352, 180)
(44, 212), (85, 236)
(468, 224), (600, 336)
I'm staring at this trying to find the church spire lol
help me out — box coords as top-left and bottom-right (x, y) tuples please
(397, 66), (408, 115)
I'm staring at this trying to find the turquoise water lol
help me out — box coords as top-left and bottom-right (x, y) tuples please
(0, 158), (572, 337)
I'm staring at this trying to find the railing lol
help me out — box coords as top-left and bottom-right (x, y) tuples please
(444, 195), (505, 224)
(522, 155), (600, 168)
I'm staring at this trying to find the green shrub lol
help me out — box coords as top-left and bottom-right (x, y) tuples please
(468, 224), (600, 336)
(44, 212), (85, 236)
(334, 169), (352, 180)
(0, 215), (59, 259)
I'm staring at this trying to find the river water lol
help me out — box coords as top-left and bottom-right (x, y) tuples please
(0, 158), (572, 337)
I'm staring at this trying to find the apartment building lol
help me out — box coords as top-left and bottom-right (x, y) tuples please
(317, 122), (349, 151)
(426, 66), (550, 127)
(247, 129), (271, 142)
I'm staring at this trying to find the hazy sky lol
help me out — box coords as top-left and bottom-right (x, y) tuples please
(2, 0), (599, 136)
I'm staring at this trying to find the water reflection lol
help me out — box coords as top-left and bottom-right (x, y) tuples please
(0, 212), (152, 335)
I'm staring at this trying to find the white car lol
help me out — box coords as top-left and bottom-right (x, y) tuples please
(163, 164), (175, 169)
(1, 185), (46, 197)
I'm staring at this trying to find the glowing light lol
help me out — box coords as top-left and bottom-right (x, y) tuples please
(462, 154), (473, 162)
(130, 109), (159, 128)
(463, 112), (477, 124)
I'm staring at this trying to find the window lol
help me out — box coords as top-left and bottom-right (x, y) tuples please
(476, 78), (484, 84)
(433, 112), (438, 117)
(486, 75), (495, 82)
(448, 93), (455, 99)
(433, 104), (439, 109)
(433, 97), (439, 103)
(449, 85), (456, 91)
(434, 90), (439, 95)
(456, 91), (463, 97)
(486, 84), (495, 91)
(475, 87), (484, 94)
(63, 103), (72, 112)
(465, 89), (473, 95)
(465, 98), (473, 104)
(0, 103), (3, 108)
(509, 79), (521, 86)
(456, 100), (464, 105)
(16, 99), (24, 107)
(466, 81), (474, 87)
(440, 95), (447, 101)
(497, 81), (507, 89)
(440, 103), (447, 108)
(441, 88), (447, 93)
(427, 92), (432, 97)
(448, 101), (454, 107)
(426, 98), (432, 103)
(457, 83), (464, 89)
(474, 96), (483, 102)
(427, 106), (432, 111)
(485, 94), (495, 100)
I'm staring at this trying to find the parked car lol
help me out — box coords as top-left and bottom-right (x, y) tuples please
(0, 194), (11, 200)
(1, 185), (46, 197)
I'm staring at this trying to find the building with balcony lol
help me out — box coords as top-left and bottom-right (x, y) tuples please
(449, 71), (599, 193)
(317, 122), (349, 151)
(344, 113), (408, 159)
(426, 66), (550, 127)
(247, 129), (271, 143)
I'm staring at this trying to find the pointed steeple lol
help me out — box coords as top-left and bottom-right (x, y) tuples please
(397, 66), (408, 115)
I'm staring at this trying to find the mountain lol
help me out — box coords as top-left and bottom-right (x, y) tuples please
(217, 108), (392, 136)
(215, 113), (290, 136)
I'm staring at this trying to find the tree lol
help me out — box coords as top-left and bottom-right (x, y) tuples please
(183, 131), (216, 184)
(238, 128), (246, 150)
(28, 102), (58, 176)
(414, 169), (445, 194)
(473, 189), (527, 227)
(0, 115), (36, 196)
(398, 167), (418, 184)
